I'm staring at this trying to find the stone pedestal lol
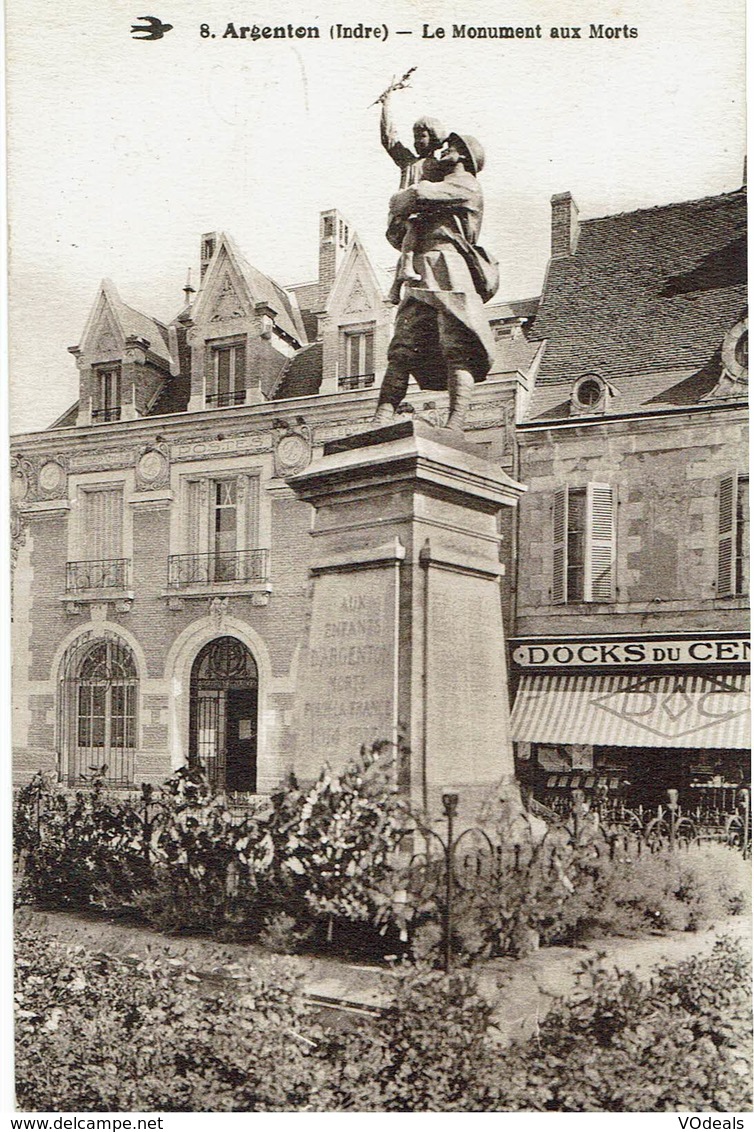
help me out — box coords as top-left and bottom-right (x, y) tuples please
(288, 420), (526, 821)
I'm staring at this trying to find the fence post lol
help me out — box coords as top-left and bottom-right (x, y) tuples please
(571, 789), (584, 843)
(442, 792), (459, 975)
(667, 789), (678, 851)
(741, 789), (750, 859)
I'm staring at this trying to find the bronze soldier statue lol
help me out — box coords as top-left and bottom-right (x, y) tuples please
(373, 132), (498, 431)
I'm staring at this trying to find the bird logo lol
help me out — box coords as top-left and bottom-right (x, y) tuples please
(131, 16), (173, 40)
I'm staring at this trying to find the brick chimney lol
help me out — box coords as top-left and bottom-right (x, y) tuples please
(318, 208), (351, 308)
(550, 192), (580, 258)
(200, 232), (219, 280)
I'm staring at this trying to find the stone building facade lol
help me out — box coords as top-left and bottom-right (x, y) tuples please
(508, 187), (750, 810)
(10, 208), (535, 793)
(11, 186), (748, 807)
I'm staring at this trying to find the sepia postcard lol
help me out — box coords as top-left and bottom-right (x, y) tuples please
(4, 0), (750, 1120)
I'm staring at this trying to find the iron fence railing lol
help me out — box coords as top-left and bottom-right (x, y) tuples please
(205, 391), (246, 407)
(338, 373), (376, 391)
(91, 407), (122, 423)
(409, 786), (751, 971)
(63, 751), (136, 788)
(65, 558), (131, 593)
(167, 549), (270, 588)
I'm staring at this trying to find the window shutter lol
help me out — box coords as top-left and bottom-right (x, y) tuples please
(717, 472), (738, 597)
(552, 488), (568, 604)
(234, 344), (246, 395)
(84, 488), (123, 559)
(585, 483), (615, 602)
(245, 474), (260, 548)
(184, 479), (211, 556)
(364, 331), (374, 376)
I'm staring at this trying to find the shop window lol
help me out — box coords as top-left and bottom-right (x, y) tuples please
(552, 484), (616, 603)
(718, 472), (749, 596)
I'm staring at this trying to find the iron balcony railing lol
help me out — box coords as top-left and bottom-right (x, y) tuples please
(66, 558), (131, 593)
(338, 373), (376, 391)
(167, 549), (270, 589)
(91, 407), (122, 422)
(205, 391), (246, 408)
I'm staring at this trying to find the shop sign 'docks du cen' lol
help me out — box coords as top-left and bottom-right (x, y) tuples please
(511, 637), (751, 669)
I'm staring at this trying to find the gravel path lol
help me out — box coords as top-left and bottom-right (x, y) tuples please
(16, 906), (751, 1043)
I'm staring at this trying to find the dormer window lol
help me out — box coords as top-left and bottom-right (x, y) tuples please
(339, 326), (375, 390)
(92, 366), (122, 423)
(206, 341), (246, 408)
(570, 372), (614, 416)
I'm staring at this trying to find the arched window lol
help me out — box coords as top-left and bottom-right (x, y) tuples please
(58, 633), (138, 785)
(189, 636), (258, 794)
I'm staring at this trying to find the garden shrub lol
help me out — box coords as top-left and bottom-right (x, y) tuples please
(133, 765), (274, 936)
(14, 774), (153, 911)
(496, 936), (753, 1112)
(15, 925), (324, 1111)
(16, 925), (751, 1112)
(264, 744), (412, 939)
(15, 763), (750, 960)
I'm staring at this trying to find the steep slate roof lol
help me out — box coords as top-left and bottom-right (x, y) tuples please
(527, 188), (747, 419)
(288, 280), (321, 342)
(489, 330), (541, 377)
(109, 291), (172, 366)
(228, 238), (307, 345)
(271, 342), (323, 399)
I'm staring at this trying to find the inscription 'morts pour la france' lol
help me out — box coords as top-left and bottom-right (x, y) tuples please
(299, 573), (398, 762)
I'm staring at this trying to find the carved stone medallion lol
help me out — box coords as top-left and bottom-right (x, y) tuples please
(273, 418), (313, 477)
(135, 444), (170, 490)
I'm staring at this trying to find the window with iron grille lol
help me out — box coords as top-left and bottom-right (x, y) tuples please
(168, 473), (266, 588)
(718, 472), (749, 597)
(92, 367), (121, 422)
(58, 633), (138, 785)
(552, 484), (616, 603)
(206, 341), (246, 407)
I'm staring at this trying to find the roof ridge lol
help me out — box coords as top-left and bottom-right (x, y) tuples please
(584, 186), (746, 226)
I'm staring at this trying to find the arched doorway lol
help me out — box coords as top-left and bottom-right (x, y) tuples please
(58, 632), (138, 786)
(189, 636), (258, 793)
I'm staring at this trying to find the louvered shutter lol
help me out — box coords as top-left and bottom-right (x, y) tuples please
(552, 488), (568, 604)
(233, 344), (247, 397)
(717, 472), (738, 597)
(585, 483), (615, 602)
(245, 474), (260, 548)
(84, 488), (123, 560)
(185, 479), (203, 555)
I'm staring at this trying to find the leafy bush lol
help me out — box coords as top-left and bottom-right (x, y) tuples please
(14, 774), (152, 911)
(496, 936), (753, 1112)
(134, 765), (273, 936)
(15, 749), (413, 953)
(15, 925), (324, 1111)
(16, 925), (751, 1112)
(15, 764), (750, 961)
(264, 744), (412, 941)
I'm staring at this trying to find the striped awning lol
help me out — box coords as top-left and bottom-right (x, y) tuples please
(510, 673), (750, 749)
